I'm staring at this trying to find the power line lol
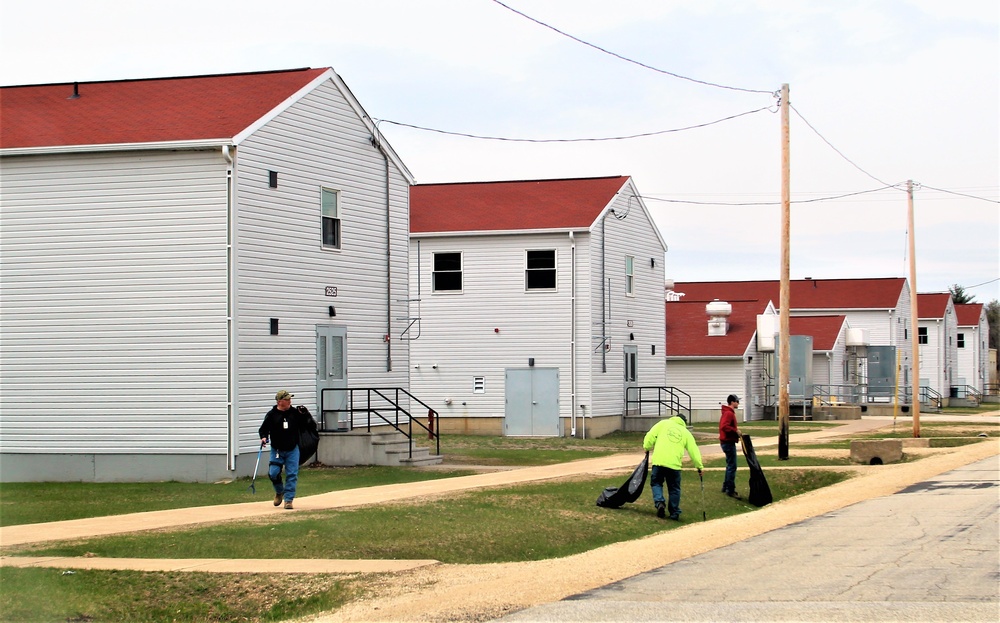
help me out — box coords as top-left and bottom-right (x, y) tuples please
(376, 105), (772, 142)
(918, 184), (999, 204)
(490, 0), (774, 96)
(638, 184), (900, 206)
(964, 277), (1000, 289)
(789, 103), (896, 188)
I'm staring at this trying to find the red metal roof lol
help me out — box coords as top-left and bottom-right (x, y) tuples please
(665, 299), (768, 357)
(410, 176), (630, 233)
(916, 293), (951, 319)
(672, 277), (906, 310)
(1, 68), (328, 149)
(789, 315), (847, 351)
(954, 303), (984, 326)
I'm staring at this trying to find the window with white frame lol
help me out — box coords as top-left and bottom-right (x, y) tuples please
(625, 255), (635, 296)
(918, 327), (928, 344)
(957, 333), (965, 348)
(321, 188), (341, 249)
(525, 249), (556, 290)
(473, 376), (485, 394)
(433, 252), (463, 292)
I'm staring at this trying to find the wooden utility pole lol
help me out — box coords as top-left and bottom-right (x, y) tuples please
(778, 83), (790, 460)
(907, 180), (921, 437)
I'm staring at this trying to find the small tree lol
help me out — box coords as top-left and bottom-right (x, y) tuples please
(949, 284), (975, 304)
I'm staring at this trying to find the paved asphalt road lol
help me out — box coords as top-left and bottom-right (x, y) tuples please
(495, 454), (1000, 623)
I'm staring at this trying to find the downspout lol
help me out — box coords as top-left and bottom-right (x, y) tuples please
(222, 144), (236, 471)
(569, 231), (577, 437)
(371, 134), (392, 372)
(601, 216), (607, 373)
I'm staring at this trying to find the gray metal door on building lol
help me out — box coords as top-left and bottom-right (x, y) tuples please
(505, 367), (560, 436)
(623, 345), (638, 415)
(867, 345), (896, 399)
(316, 325), (348, 430)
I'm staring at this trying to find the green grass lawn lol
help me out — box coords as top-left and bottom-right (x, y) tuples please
(0, 466), (475, 528)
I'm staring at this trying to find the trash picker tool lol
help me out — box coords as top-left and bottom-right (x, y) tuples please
(699, 470), (706, 521)
(248, 440), (265, 494)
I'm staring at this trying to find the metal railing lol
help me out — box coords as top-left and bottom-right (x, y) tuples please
(624, 386), (691, 422)
(918, 385), (942, 409)
(949, 385), (983, 403)
(319, 387), (441, 458)
(810, 384), (863, 405)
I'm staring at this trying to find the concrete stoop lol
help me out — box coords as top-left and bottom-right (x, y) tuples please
(316, 430), (442, 467)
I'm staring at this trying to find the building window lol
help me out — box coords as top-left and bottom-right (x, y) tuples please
(433, 252), (463, 292)
(918, 327), (928, 345)
(625, 255), (635, 296)
(525, 250), (556, 290)
(473, 377), (485, 394)
(322, 188), (340, 249)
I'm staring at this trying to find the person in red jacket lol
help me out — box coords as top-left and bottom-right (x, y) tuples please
(719, 394), (742, 499)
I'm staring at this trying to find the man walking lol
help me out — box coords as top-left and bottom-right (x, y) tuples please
(259, 390), (302, 509)
(643, 414), (703, 520)
(719, 394), (742, 499)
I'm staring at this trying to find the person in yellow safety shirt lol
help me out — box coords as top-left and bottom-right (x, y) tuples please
(643, 414), (704, 520)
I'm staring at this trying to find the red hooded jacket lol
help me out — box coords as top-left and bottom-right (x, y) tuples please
(719, 404), (739, 442)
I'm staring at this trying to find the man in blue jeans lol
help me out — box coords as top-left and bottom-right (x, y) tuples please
(259, 390), (302, 509)
(643, 414), (703, 520)
(719, 394), (742, 499)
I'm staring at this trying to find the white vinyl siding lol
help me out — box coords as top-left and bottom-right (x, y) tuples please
(235, 79), (411, 447)
(0, 149), (230, 453)
(663, 359), (746, 422)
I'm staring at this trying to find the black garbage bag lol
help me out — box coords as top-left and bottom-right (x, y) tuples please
(740, 434), (772, 507)
(596, 452), (649, 508)
(297, 405), (320, 466)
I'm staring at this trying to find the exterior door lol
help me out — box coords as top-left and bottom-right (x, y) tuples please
(316, 325), (348, 430)
(504, 367), (560, 436)
(623, 345), (638, 415)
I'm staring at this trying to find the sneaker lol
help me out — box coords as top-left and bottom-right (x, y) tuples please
(655, 503), (666, 519)
(726, 491), (742, 500)
(284, 500), (294, 510)
(273, 494), (282, 506)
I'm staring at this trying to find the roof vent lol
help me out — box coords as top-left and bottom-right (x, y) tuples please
(707, 300), (732, 336)
(68, 82), (80, 100)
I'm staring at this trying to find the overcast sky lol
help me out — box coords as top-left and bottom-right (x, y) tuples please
(2, 0), (997, 302)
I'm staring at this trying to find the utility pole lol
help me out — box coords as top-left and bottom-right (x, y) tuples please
(778, 83), (790, 460)
(907, 180), (921, 437)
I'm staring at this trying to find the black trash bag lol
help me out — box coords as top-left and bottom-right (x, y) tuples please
(740, 434), (772, 507)
(596, 452), (649, 508)
(297, 405), (320, 466)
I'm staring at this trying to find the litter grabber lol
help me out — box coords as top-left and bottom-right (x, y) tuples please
(699, 469), (706, 521)
(248, 439), (266, 494)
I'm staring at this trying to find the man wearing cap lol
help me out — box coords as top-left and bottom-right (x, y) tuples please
(259, 390), (302, 509)
(719, 394), (742, 499)
(642, 414), (703, 520)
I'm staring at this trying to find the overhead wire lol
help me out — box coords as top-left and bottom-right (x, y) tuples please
(916, 184), (999, 204)
(490, 0), (774, 96)
(789, 103), (896, 188)
(637, 184), (900, 206)
(376, 105), (772, 142)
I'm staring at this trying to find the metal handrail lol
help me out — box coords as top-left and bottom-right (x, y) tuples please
(948, 384), (983, 402)
(319, 387), (440, 458)
(624, 386), (692, 422)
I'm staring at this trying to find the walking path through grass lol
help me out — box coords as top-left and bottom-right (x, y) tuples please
(1, 415), (995, 576)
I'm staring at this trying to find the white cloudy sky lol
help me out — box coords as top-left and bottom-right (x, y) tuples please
(2, 0), (997, 301)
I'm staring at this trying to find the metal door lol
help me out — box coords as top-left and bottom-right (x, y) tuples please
(316, 325), (348, 430)
(623, 345), (638, 415)
(504, 367), (560, 436)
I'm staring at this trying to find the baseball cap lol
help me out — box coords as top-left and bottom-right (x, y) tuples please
(727, 394), (740, 404)
(275, 390), (294, 401)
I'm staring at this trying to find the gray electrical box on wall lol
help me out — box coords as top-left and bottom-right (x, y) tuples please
(867, 345), (897, 398)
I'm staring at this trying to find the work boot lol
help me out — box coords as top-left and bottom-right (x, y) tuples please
(273, 494), (282, 506)
(726, 490), (742, 500)
(655, 502), (666, 519)
(669, 513), (680, 521)
(284, 500), (294, 510)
